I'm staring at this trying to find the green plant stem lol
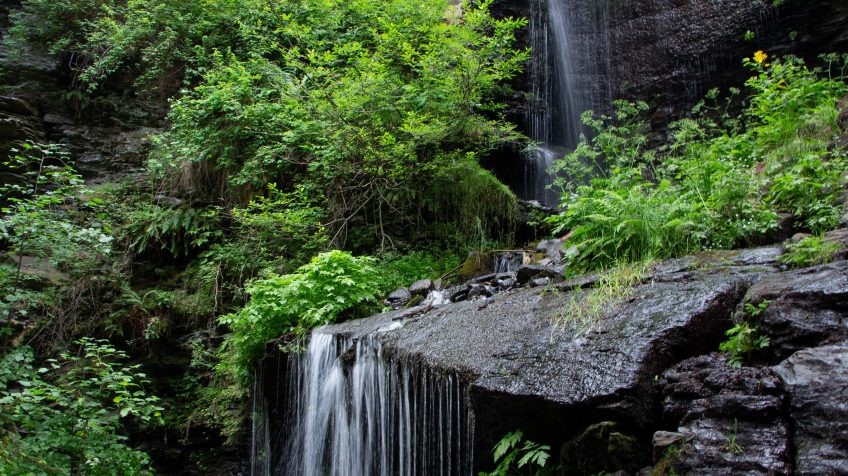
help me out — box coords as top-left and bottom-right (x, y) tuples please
(4, 152), (46, 349)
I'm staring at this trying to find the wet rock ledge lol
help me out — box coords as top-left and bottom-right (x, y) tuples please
(300, 242), (848, 475)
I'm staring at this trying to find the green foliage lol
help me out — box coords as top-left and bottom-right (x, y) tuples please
(229, 183), (327, 259)
(724, 419), (744, 456)
(549, 180), (698, 271)
(419, 157), (520, 247)
(779, 235), (843, 268)
(218, 251), (382, 384)
(10, 0), (527, 248)
(0, 338), (163, 474)
(139, 0), (526, 244)
(554, 260), (652, 335)
(720, 300), (771, 367)
(651, 442), (683, 476)
(767, 155), (848, 232)
(551, 100), (654, 197)
(480, 430), (556, 476)
(123, 203), (221, 259)
(1, 144), (114, 342)
(549, 54), (848, 272)
(719, 322), (769, 367)
(6, 0), (234, 92)
(377, 250), (462, 292)
(1, 143), (113, 267)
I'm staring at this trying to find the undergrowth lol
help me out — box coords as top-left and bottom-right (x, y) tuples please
(553, 260), (654, 336)
(779, 235), (844, 268)
(548, 52), (848, 273)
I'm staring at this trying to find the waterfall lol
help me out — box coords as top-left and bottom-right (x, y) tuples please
(525, 0), (610, 207)
(494, 252), (525, 274)
(251, 329), (474, 475)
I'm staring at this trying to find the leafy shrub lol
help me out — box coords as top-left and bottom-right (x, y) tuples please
(1, 144), (115, 343)
(6, 0), (235, 92)
(140, 0), (527, 244)
(780, 235), (843, 268)
(123, 203), (221, 259)
(720, 300), (771, 367)
(480, 430), (556, 476)
(0, 143), (113, 268)
(377, 250), (462, 292)
(550, 180), (698, 271)
(719, 322), (770, 367)
(0, 338), (163, 474)
(218, 251), (382, 384)
(549, 53), (848, 272)
(767, 155), (848, 232)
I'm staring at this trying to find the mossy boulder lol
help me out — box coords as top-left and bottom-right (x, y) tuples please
(458, 252), (495, 281)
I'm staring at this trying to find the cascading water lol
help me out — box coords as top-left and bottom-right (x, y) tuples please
(494, 252), (525, 273)
(251, 329), (474, 476)
(524, 0), (611, 207)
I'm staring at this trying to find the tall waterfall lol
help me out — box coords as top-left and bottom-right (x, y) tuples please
(251, 330), (474, 476)
(525, 0), (611, 206)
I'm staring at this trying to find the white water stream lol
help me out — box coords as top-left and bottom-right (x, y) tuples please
(251, 330), (473, 476)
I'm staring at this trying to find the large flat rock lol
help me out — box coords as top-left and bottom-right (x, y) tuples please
(324, 269), (751, 452)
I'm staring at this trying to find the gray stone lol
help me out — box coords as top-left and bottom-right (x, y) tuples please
(652, 431), (685, 463)
(386, 288), (411, 303)
(408, 279), (434, 296)
(744, 260), (848, 360)
(42, 113), (74, 125)
(323, 268), (750, 463)
(651, 247), (782, 284)
(535, 238), (565, 263)
(515, 265), (561, 285)
(774, 344), (848, 475)
(660, 354), (790, 475)
(446, 284), (470, 303)
(791, 232), (812, 243)
(466, 284), (491, 300)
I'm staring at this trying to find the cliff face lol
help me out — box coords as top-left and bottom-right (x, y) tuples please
(493, 0), (848, 118)
(486, 0), (848, 206)
(0, 0), (166, 183)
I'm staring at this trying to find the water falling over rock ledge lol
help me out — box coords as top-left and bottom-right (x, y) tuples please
(252, 330), (474, 476)
(250, 246), (843, 474)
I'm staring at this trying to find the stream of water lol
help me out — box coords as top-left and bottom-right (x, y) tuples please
(251, 330), (473, 476)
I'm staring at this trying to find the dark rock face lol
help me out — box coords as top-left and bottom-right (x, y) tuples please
(774, 344), (848, 475)
(560, 421), (640, 475)
(408, 279), (434, 296)
(258, 248), (848, 474)
(0, 95), (45, 153)
(493, 0), (848, 116)
(323, 268), (750, 467)
(744, 260), (848, 361)
(0, 20), (166, 183)
(515, 264), (561, 285)
(660, 353), (791, 475)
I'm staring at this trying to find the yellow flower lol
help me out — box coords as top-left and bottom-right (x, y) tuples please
(753, 50), (768, 64)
